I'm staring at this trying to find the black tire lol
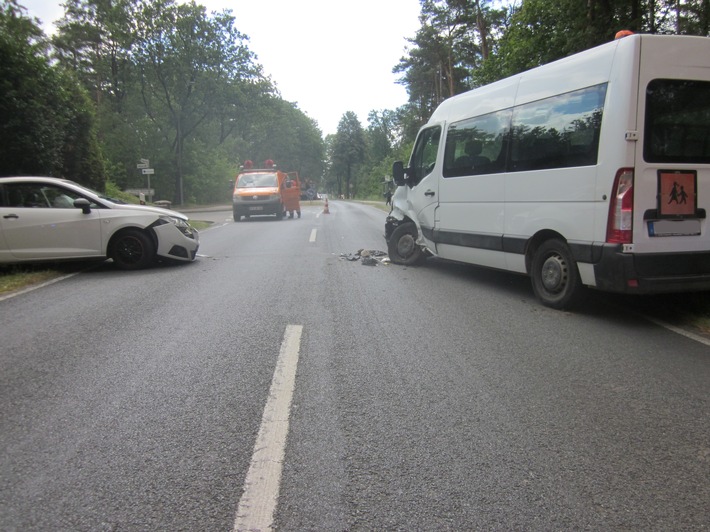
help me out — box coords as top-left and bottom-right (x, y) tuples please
(387, 222), (424, 265)
(110, 229), (156, 270)
(276, 208), (284, 220)
(233, 209), (241, 222)
(530, 238), (584, 309)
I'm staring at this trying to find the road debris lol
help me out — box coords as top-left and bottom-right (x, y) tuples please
(339, 249), (390, 266)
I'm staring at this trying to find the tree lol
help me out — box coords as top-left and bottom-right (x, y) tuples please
(133, 0), (261, 203)
(330, 112), (366, 198)
(0, 0), (104, 186)
(49, 0), (326, 203)
(495, 0), (710, 84)
(393, 0), (508, 135)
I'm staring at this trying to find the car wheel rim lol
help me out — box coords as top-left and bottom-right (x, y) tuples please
(117, 238), (144, 264)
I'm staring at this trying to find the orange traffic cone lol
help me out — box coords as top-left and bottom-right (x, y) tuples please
(323, 198), (330, 214)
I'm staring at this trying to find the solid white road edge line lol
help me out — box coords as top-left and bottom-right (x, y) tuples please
(233, 324), (304, 531)
(640, 314), (710, 348)
(309, 229), (317, 242)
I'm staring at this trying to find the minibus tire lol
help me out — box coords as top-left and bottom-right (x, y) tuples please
(388, 222), (423, 265)
(531, 239), (584, 310)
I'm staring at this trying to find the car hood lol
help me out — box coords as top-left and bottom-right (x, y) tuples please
(108, 202), (189, 220)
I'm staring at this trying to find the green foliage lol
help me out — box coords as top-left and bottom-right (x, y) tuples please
(0, 0), (104, 184)
(104, 179), (139, 203)
(45, 0), (326, 204)
(330, 112), (366, 197)
(7, 0), (710, 205)
(394, 0), (710, 159)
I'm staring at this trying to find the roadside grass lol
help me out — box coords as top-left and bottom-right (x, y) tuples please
(189, 220), (211, 231)
(0, 265), (67, 295)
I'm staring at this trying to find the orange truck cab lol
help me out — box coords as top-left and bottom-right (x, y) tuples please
(232, 160), (301, 221)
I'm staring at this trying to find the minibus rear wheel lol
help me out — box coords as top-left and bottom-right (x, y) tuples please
(531, 239), (584, 309)
(388, 222), (423, 265)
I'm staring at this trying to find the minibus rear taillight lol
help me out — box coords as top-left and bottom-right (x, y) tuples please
(606, 168), (634, 244)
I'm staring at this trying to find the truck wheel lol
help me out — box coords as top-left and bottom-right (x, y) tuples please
(276, 208), (284, 220)
(387, 222), (423, 265)
(530, 239), (584, 309)
(233, 210), (241, 222)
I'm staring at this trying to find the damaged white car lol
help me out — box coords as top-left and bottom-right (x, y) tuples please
(0, 176), (199, 270)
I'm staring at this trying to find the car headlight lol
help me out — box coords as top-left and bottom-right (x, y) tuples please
(157, 215), (195, 238)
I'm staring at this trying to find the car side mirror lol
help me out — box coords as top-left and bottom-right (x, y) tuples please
(392, 161), (407, 187)
(74, 198), (92, 214)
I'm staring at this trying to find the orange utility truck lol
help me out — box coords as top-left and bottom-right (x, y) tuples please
(232, 160), (301, 221)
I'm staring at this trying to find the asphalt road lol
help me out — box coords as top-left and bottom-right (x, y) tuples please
(1, 200), (709, 530)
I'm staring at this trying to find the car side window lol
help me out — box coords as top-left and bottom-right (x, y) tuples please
(3, 184), (49, 208)
(42, 185), (82, 208)
(2, 183), (83, 209)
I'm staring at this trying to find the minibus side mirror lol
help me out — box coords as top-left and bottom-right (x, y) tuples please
(392, 161), (407, 187)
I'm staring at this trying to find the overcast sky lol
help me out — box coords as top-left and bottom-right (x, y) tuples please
(21, 0), (422, 136)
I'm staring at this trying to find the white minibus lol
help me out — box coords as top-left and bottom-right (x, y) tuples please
(386, 32), (710, 309)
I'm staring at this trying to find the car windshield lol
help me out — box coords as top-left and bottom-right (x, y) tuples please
(237, 173), (277, 188)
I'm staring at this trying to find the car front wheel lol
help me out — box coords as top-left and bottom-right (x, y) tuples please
(110, 229), (156, 270)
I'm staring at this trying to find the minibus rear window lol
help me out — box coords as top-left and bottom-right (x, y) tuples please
(645, 79), (710, 164)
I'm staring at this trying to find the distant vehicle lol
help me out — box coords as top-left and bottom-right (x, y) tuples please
(232, 160), (301, 220)
(0, 176), (199, 270)
(386, 33), (710, 309)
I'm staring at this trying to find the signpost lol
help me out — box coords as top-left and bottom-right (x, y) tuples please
(137, 159), (153, 202)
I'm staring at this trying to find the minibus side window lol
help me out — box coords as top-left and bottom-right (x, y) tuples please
(443, 109), (512, 178)
(510, 83), (606, 172)
(408, 126), (441, 186)
(644, 79), (710, 164)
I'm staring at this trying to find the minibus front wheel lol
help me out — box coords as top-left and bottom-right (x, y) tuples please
(530, 239), (584, 309)
(388, 222), (424, 265)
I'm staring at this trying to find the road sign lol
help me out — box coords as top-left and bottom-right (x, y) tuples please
(125, 188), (154, 196)
(137, 163), (148, 169)
(142, 168), (155, 175)
(140, 158), (149, 165)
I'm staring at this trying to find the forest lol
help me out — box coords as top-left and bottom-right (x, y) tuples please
(1, 0), (709, 204)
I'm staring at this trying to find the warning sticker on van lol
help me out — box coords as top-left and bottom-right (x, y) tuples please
(658, 170), (697, 218)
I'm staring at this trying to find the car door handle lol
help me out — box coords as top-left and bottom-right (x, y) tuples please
(3, 214), (19, 219)
(424, 190), (435, 197)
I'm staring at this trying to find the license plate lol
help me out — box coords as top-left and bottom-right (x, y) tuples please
(648, 219), (700, 237)
(248, 206), (264, 211)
